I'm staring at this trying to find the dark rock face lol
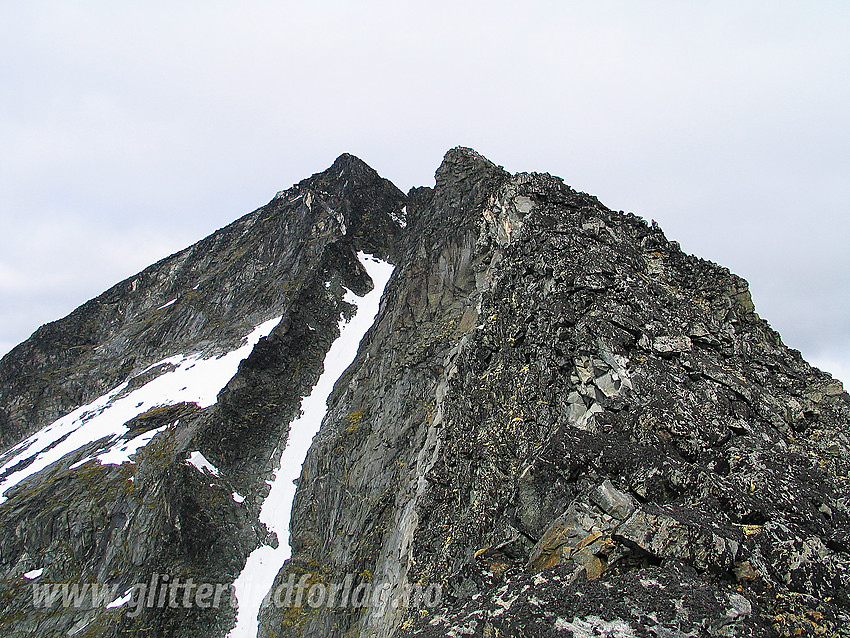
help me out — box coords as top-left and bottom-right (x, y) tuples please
(0, 153), (404, 450)
(1, 148), (848, 638)
(0, 154), (405, 636)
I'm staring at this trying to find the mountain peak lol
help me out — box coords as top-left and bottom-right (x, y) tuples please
(435, 146), (501, 182)
(0, 150), (847, 638)
(327, 152), (378, 179)
(427, 147), (509, 229)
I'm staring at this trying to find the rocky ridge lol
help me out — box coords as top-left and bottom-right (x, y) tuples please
(0, 148), (848, 638)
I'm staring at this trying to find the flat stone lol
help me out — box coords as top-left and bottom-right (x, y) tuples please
(590, 480), (636, 520)
(652, 335), (693, 355)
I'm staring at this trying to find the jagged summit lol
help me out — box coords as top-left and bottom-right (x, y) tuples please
(296, 152), (388, 197)
(436, 146), (500, 177)
(327, 151), (378, 177)
(0, 150), (848, 638)
(0, 153), (406, 449)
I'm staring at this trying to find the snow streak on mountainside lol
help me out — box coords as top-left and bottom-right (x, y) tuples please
(229, 253), (393, 638)
(0, 317), (280, 505)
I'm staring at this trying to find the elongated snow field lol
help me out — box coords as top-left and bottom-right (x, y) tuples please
(228, 252), (394, 638)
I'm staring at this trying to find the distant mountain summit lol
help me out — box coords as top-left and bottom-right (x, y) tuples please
(0, 149), (847, 637)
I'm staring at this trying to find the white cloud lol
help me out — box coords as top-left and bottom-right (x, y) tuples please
(0, 214), (194, 344)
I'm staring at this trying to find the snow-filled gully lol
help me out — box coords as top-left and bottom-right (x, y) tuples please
(228, 252), (393, 638)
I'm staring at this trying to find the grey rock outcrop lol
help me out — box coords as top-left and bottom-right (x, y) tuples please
(0, 154), (406, 636)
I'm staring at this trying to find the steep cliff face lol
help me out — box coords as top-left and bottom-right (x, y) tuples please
(0, 153), (403, 450)
(0, 149), (848, 638)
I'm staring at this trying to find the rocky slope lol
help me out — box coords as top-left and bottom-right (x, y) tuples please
(0, 149), (848, 638)
(259, 149), (850, 638)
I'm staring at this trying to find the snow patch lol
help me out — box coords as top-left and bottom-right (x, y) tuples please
(23, 568), (44, 580)
(0, 317), (280, 505)
(227, 252), (394, 638)
(106, 588), (134, 609)
(157, 298), (177, 310)
(68, 459), (88, 471)
(390, 205), (408, 229)
(390, 204), (407, 228)
(97, 424), (170, 466)
(186, 451), (220, 477)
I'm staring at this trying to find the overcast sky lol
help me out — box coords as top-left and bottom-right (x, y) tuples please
(1, 1), (848, 385)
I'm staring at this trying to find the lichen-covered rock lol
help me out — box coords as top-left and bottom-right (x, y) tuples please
(400, 562), (770, 637)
